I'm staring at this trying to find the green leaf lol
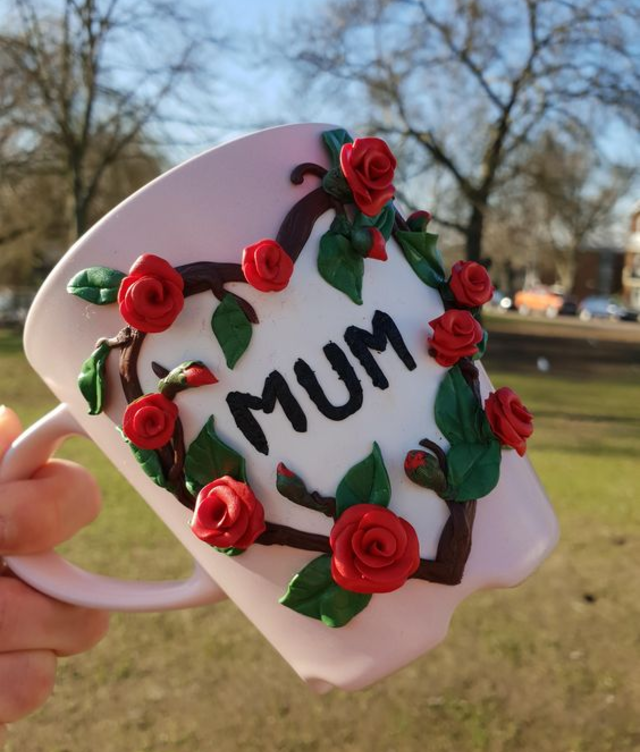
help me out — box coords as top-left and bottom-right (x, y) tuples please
(335, 442), (391, 517)
(116, 428), (170, 490)
(329, 213), (353, 237)
(214, 546), (245, 557)
(395, 230), (445, 288)
(445, 441), (501, 502)
(435, 365), (489, 445)
(353, 202), (396, 240)
(211, 294), (252, 370)
(67, 267), (125, 304)
(472, 329), (489, 360)
(276, 463), (336, 517)
(78, 341), (110, 415)
(318, 232), (364, 305)
(279, 554), (371, 628)
(184, 416), (247, 495)
(321, 128), (353, 167)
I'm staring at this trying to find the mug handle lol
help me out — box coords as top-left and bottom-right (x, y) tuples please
(0, 404), (227, 612)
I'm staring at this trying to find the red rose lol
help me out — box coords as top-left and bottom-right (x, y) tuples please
(184, 364), (218, 387)
(242, 239), (294, 293)
(122, 393), (178, 450)
(485, 387), (534, 457)
(428, 309), (483, 367)
(339, 138), (397, 217)
(449, 261), (495, 308)
(190, 476), (266, 549)
(118, 254), (185, 333)
(330, 504), (420, 594)
(366, 228), (388, 261)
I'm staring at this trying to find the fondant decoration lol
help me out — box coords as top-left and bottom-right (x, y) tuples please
(364, 228), (388, 261)
(118, 427), (171, 490)
(184, 416), (247, 494)
(394, 229), (445, 289)
(68, 125), (534, 629)
(449, 260), (495, 308)
(344, 310), (416, 390)
(330, 504), (420, 594)
(334, 441), (390, 516)
(428, 309), (484, 367)
(484, 387), (534, 457)
(67, 266), (126, 304)
(211, 294), (253, 369)
(122, 393), (178, 450)
(406, 210), (432, 232)
(158, 361), (217, 399)
(294, 344), (364, 422)
(278, 554), (372, 629)
(276, 463), (336, 517)
(242, 239), (294, 292)
(339, 137), (397, 216)
(78, 340), (110, 415)
(118, 254), (185, 333)
(227, 372), (308, 455)
(190, 476), (266, 552)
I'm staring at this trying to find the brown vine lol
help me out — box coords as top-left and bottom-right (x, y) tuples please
(101, 156), (480, 587)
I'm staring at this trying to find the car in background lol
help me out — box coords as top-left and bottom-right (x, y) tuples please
(487, 290), (513, 313)
(578, 296), (639, 322)
(514, 286), (564, 318)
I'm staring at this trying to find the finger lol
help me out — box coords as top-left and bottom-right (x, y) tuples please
(0, 459), (102, 554)
(0, 650), (56, 723)
(0, 577), (110, 657)
(0, 407), (22, 462)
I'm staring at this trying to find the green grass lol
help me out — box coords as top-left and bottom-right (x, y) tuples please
(2, 326), (640, 752)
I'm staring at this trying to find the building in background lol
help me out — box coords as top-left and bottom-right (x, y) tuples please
(622, 201), (640, 310)
(572, 245), (625, 301)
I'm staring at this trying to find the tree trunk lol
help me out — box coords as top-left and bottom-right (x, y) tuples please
(465, 205), (485, 262)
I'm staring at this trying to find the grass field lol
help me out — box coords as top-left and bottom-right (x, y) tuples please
(2, 321), (640, 752)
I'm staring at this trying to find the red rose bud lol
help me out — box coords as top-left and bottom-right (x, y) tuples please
(157, 360), (217, 398)
(242, 239), (294, 293)
(366, 228), (388, 261)
(404, 450), (447, 494)
(428, 309), (483, 367)
(485, 387), (533, 457)
(330, 504), (420, 594)
(122, 393), (178, 450)
(339, 137), (397, 217)
(190, 476), (266, 550)
(276, 462), (296, 479)
(351, 227), (388, 261)
(184, 364), (218, 387)
(406, 210), (432, 232)
(118, 254), (184, 333)
(449, 260), (495, 308)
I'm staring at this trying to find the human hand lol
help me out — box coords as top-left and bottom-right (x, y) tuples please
(0, 406), (110, 745)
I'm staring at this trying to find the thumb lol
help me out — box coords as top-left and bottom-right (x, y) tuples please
(0, 406), (23, 462)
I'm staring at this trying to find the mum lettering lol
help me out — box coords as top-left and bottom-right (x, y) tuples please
(226, 310), (417, 454)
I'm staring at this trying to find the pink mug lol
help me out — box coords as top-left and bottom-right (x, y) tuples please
(0, 123), (558, 691)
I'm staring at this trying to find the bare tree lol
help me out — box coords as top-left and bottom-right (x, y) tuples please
(282, 0), (640, 262)
(485, 134), (633, 292)
(0, 0), (224, 240)
(520, 134), (632, 291)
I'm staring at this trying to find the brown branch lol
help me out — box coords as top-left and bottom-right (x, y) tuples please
(290, 162), (328, 185)
(258, 522), (332, 555)
(177, 261), (258, 324)
(276, 185), (333, 263)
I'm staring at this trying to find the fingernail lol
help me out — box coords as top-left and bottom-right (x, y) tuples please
(0, 406), (6, 421)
